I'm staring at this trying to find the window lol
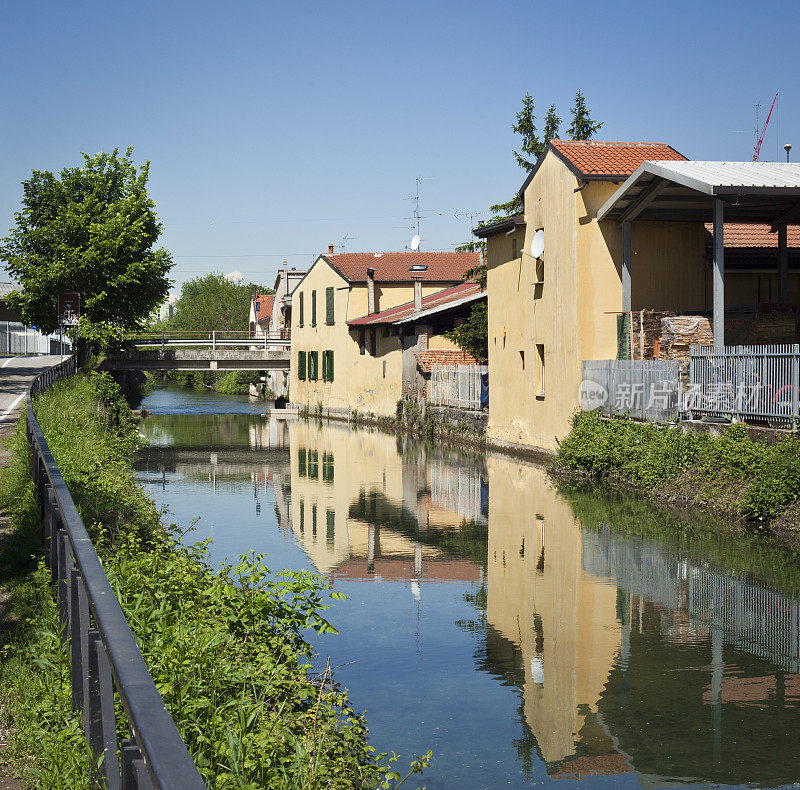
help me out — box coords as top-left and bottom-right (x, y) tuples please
(298, 448), (307, 477)
(309, 351), (319, 381)
(322, 452), (334, 482)
(326, 509), (335, 544)
(370, 329), (376, 356)
(382, 360), (386, 378)
(297, 351), (306, 381)
(536, 344), (545, 397)
(312, 504), (317, 536)
(359, 330), (366, 355)
(322, 350), (334, 382)
(298, 292), (304, 326)
(325, 287), (334, 324)
(311, 290), (317, 326)
(308, 450), (318, 479)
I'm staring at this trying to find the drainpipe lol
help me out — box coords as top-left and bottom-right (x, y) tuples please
(367, 267), (376, 314)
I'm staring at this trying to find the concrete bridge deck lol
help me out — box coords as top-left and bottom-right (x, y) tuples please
(104, 348), (290, 371)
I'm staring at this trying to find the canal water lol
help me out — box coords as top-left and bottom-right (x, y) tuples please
(135, 384), (800, 790)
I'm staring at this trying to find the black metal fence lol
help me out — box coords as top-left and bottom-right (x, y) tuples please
(27, 359), (205, 789)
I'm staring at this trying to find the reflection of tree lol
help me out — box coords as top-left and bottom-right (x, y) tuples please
(140, 414), (265, 450)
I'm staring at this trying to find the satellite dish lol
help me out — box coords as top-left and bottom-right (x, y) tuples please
(531, 229), (544, 259)
(410, 234), (421, 251)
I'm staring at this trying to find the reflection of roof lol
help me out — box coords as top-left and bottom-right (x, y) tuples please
(331, 556), (482, 583)
(252, 294), (274, 324)
(347, 282), (484, 326)
(322, 251), (476, 284)
(415, 349), (478, 373)
(549, 140), (686, 179)
(551, 753), (631, 779)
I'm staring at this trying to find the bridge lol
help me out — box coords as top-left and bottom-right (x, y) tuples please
(103, 331), (291, 371)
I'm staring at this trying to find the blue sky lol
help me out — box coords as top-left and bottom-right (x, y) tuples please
(1, 0), (797, 291)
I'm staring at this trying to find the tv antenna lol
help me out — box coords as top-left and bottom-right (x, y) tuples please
(405, 176), (429, 238)
(753, 93), (778, 161)
(341, 234), (357, 252)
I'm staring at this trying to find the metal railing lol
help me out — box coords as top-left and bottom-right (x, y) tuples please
(27, 360), (205, 789)
(429, 364), (487, 410)
(582, 359), (683, 423)
(688, 344), (800, 428)
(124, 330), (290, 351)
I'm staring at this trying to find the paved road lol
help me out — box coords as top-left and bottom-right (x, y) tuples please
(0, 355), (62, 426)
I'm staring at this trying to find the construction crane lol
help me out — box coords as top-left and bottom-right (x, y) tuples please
(753, 92), (778, 161)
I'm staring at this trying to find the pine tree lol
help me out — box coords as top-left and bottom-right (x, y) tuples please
(567, 90), (603, 141)
(542, 103), (562, 147)
(511, 93), (542, 170)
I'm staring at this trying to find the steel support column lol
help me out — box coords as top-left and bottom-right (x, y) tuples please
(622, 221), (632, 313)
(713, 199), (725, 349)
(778, 223), (789, 303)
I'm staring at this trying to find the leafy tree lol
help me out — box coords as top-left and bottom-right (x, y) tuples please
(0, 147), (172, 336)
(567, 89), (603, 141)
(163, 272), (272, 332)
(445, 302), (488, 362)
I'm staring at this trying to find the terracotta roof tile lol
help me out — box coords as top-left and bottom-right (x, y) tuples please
(550, 139), (687, 179)
(414, 349), (479, 374)
(703, 222), (800, 248)
(703, 222), (800, 270)
(347, 282), (485, 326)
(324, 251), (477, 283)
(252, 294), (274, 324)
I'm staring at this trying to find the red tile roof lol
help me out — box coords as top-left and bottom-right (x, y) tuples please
(703, 222), (800, 248)
(549, 139), (687, 179)
(252, 294), (274, 324)
(347, 282), (485, 326)
(414, 349), (479, 374)
(324, 251), (477, 284)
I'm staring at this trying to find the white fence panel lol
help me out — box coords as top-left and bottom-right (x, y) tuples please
(430, 364), (487, 410)
(0, 322), (71, 355)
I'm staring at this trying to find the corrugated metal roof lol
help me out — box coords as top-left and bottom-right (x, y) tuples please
(0, 283), (19, 298)
(598, 161), (800, 223)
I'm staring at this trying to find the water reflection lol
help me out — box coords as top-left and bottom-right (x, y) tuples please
(136, 402), (800, 790)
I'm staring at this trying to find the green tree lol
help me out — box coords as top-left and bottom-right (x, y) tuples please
(444, 302), (488, 362)
(0, 147), (172, 336)
(567, 89), (603, 141)
(164, 272), (271, 332)
(542, 103), (562, 147)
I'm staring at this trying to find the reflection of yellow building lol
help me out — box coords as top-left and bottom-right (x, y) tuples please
(486, 454), (621, 765)
(287, 421), (483, 584)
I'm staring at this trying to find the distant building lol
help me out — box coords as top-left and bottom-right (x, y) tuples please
(248, 292), (274, 338)
(289, 247), (478, 417)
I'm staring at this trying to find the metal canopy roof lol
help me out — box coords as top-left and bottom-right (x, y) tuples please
(597, 161), (800, 226)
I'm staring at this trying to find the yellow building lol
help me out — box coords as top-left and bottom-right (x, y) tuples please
(476, 140), (800, 455)
(290, 249), (477, 417)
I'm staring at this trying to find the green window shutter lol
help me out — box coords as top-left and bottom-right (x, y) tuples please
(298, 350), (306, 380)
(321, 350), (327, 381)
(298, 448), (306, 477)
(311, 290), (317, 326)
(326, 287), (334, 324)
(299, 292), (304, 326)
(328, 350), (334, 381)
(326, 509), (335, 544)
(309, 452), (318, 480)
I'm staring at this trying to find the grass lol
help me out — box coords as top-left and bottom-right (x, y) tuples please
(0, 372), (429, 788)
(555, 410), (800, 542)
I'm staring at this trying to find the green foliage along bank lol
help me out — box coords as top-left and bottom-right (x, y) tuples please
(0, 373), (428, 788)
(555, 410), (800, 546)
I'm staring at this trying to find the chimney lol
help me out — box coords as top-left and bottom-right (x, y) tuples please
(367, 267), (376, 314)
(413, 278), (422, 312)
(328, 243), (334, 255)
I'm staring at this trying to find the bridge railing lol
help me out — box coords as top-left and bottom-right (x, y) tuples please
(124, 330), (290, 351)
(27, 360), (206, 790)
